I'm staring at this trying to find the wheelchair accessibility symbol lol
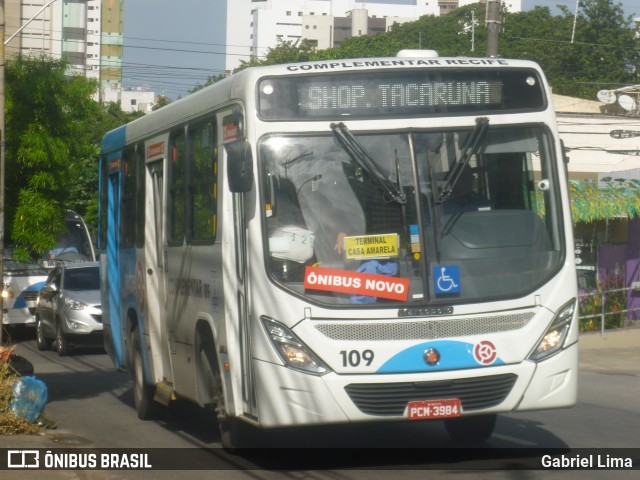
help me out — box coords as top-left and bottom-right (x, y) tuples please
(434, 265), (461, 294)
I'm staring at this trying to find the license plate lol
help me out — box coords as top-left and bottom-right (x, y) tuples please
(407, 398), (462, 420)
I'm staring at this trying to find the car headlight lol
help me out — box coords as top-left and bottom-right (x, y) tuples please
(64, 297), (88, 310)
(529, 299), (576, 362)
(261, 316), (331, 376)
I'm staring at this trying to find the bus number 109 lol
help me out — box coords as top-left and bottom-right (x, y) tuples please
(340, 349), (374, 367)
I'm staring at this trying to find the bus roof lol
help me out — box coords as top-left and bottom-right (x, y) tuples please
(100, 55), (546, 154)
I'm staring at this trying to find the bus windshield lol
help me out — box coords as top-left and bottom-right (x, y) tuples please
(260, 124), (564, 305)
(40, 211), (96, 268)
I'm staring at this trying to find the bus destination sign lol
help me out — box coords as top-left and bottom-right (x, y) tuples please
(258, 68), (545, 119)
(298, 79), (502, 113)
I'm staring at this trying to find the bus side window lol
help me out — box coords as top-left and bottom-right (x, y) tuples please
(169, 129), (187, 244)
(189, 119), (218, 242)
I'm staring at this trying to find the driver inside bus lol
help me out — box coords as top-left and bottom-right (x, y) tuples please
(442, 164), (491, 214)
(297, 159), (365, 264)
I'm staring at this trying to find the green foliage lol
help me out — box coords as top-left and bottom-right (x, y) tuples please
(578, 270), (627, 331)
(501, 1), (638, 98)
(235, 39), (318, 73)
(569, 178), (640, 223)
(5, 56), (143, 260)
(190, 74), (228, 93)
(230, 2), (639, 101)
(152, 95), (172, 110)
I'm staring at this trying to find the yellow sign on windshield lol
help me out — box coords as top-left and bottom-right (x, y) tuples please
(344, 234), (399, 260)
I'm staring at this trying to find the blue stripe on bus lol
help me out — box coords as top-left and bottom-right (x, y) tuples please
(13, 281), (47, 308)
(376, 340), (504, 373)
(101, 125), (127, 153)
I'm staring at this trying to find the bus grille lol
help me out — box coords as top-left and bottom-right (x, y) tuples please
(344, 373), (517, 416)
(315, 312), (533, 341)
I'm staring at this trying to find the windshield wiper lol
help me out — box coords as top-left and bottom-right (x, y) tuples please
(436, 117), (489, 205)
(331, 122), (407, 204)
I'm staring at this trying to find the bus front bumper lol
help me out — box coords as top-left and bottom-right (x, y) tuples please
(251, 343), (578, 428)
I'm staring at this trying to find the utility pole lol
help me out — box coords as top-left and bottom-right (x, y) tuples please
(0, 0), (5, 347)
(486, 0), (501, 57)
(471, 10), (476, 52)
(571, 0), (581, 43)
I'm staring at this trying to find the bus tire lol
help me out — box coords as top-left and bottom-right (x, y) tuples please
(194, 326), (244, 451)
(131, 328), (159, 420)
(444, 414), (497, 445)
(219, 417), (247, 452)
(55, 322), (73, 356)
(36, 318), (51, 351)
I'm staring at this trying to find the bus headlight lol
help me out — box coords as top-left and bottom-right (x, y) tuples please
(261, 317), (331, 376)
(530, 299), (576, 362)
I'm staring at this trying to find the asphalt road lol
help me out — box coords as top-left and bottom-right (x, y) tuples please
(0, 327), (638, 479)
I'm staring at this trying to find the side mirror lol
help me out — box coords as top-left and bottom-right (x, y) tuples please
(226, 140), (253, 193)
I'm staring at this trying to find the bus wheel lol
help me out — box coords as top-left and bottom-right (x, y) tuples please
(218, 416), (247, 452)
(131, 329), (158, 420)
(55, 322), (73, 356)
(195, 327), (243, 451)
(444, 414), (497, 445)
(36, 318), (51, 351)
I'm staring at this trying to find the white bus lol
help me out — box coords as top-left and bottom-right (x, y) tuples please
(2, 260), (48, 329)
(99, 51), (578, 449)
(40, 210), (97, 269)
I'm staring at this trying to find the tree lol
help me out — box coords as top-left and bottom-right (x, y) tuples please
(235, 39), (318, 71)
(501, 1), (639, 98)
(152, 95), (172, 110)
(190, 73), (228, 94)
(215, 2), (638, 101)
(561, 0), (639, 98)
(6, 56), (142, 260)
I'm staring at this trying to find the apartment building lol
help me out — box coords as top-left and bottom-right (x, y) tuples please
(4, 0), (125, 104)
(225, 0), (522, 72)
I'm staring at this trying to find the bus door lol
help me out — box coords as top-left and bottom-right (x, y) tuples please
(222, 110), (257, 417)
(106, 154), (125, 366)
(144, 158), (172, 384)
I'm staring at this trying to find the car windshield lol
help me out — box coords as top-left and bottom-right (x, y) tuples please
(63, 267), (100, 291)
(259, 125), (564, 306)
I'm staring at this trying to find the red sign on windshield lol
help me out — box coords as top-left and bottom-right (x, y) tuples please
(303, 266), (409, 301)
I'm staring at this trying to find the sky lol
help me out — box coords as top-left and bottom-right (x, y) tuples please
(122, 0), (640, 100)
(122, 0), (227, 100)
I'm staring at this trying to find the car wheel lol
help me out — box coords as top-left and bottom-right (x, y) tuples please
(55, 321), (73, 356)
(35, 318), (51, 351)
(131, 328), (159, 419)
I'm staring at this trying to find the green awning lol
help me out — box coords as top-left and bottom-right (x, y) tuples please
(569, 179), (640, 223)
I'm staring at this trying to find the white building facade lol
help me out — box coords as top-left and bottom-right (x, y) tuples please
(5, 0), (128, 105)
(225, 0), (522, 72)
(120, 89), (156, 114)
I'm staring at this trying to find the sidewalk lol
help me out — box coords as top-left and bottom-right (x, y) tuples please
(579, 325), (640, 350)
(578, 326), (639, 372)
